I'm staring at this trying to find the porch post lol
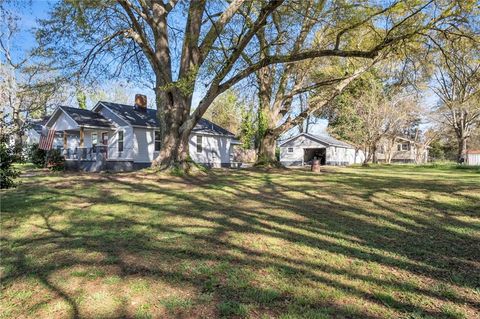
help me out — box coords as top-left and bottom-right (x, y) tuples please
(79, 127), (84, 147)
(63, 131), (67, 149)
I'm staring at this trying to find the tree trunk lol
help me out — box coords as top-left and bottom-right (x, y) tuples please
(151, 88), (193, 170)
(257, 131), (277, 163)
(457, 137), (467, 163)
(12, 107), (23, 159)
(385, 137), (396, 164)
(363, 145), (371, 165)
(372, 144), (378, 164)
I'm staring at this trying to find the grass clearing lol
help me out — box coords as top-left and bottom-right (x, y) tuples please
(1, 164), (479, 318)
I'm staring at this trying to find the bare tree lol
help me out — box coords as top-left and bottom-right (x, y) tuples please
(430, 36), (480, 162)
(0, 5), (61, 154)
(382, 96), (421, 163)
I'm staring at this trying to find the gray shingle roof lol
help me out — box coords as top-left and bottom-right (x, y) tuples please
(192, 118), (235, 137)
(308, 133), (353, 148)
(100, 101), (235, 137)
(279, 133), (354, 148)
(29, 116), (50, 134)
(99, 101), (159, 127)
(60, 106), (114, 128)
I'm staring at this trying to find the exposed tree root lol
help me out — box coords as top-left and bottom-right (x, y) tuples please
(151, 158), (208, 176)
(253, 157), (285, 169)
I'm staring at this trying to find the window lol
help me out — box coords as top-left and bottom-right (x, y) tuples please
(402, 143), (409, 151)
(154, 131), (161, 151)
(91, 132), (98, 152)
(196, 135), (203, 153)
(397, 144), (401, 151)
(288, 147), (294, 153)
(91, 132), (98, 146)
(118, 131), (124, 152)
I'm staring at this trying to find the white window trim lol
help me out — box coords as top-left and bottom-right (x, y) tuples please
(287, 147), (294, 153)
(196, 135), (203, 153)
(154, 130), (161, 152)
(118, 130), (124, 152)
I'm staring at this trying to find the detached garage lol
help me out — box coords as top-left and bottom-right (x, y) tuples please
(279, 133), (364, 166)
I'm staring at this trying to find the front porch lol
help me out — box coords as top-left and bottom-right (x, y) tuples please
(57, 128), (135, 172)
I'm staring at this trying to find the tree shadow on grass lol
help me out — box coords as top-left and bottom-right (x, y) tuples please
(1, 167), (479, 318)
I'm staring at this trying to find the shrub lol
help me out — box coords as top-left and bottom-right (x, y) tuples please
(46, 149), (65, 171)
(27, 144), (64, 170)
(0, 143), (19, 189)
(28, 143), (47, 166)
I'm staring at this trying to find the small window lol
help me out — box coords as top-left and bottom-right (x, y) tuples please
(118, 131), (124, 152)
(196, 135), (203, 153)
(154, 130), (161, 151)
(402, 143), (409, 151)
(397, 144), (401, 151)
(288, 147), (294, 153)
(91, 132), (98, 146)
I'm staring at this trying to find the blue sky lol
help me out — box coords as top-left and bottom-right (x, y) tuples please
(5, 0), (53, 60)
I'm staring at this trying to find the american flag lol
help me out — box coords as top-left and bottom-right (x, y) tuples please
(39, 127), (56, 150)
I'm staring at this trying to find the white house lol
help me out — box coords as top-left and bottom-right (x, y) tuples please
(279, 133), (364, 166)
(376, 136), (429, 163)
(42, 98), (240, 171)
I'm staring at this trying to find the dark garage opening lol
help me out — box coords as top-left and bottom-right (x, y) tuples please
(304, 148), (326, 165)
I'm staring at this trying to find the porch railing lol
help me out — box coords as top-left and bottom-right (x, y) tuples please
(62, 145), (108, 161)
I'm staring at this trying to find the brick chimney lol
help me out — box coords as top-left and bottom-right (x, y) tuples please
(135, 94), (147, 110)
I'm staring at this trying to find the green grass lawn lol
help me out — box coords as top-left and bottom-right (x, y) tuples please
(1, 165), (479, 318)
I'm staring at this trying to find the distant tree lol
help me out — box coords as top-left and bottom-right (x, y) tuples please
(203, 90), (243, 135)
(430, 36), (480, 162)
(429, 139), (446, 161)
(0, 4), (63, 157)
(239, 105), (256, 150)
(86, 81), (137, 106)
(322, 71), (420, 164)
(298, 94), (319, 134)
(469, 126), (480, 150)
(76, 90), (87, 109)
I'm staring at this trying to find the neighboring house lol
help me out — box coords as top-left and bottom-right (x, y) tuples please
(376, 136), (429, 164)
(466, 150), (480, 166)
(42, 98), (240, 171)
(279, 133), (364, 166)
(25, 117), (62, 148)
(10, 117), (62, 153)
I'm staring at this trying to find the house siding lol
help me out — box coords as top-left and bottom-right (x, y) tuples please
(326, 147), (361, 165)
(279, 147), (305, 166)
(133, 127), (155, 163)
(189, 134), (233, 167)
(107, 126), (134, 160)
(466, 153), (480, 166)
(51, 112), (78, 131)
